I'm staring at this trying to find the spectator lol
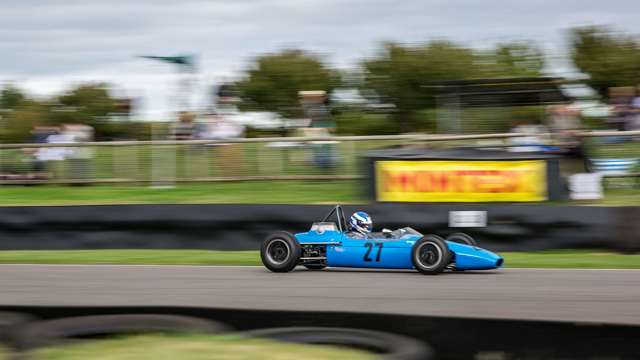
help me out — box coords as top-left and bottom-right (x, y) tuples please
(299, 90), (334, 129)
(631, 85), (640, 131)
(61, 124), (94, 182)
(171, 111), (196, 140)
(195, 113), (244, 140)
(24, 126), (58, 180)
(194, 112), (245, 177)
(608, 87), (635, 131)
(299, 90), (337, 168)
(546, 105), (583, 157)
(42, 128), (75, 161)
(507, 118), (550, 153)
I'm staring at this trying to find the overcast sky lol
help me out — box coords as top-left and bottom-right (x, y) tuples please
(1, 0), (639, 119)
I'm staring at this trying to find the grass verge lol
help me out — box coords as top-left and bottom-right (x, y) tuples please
(33, 333), (375, 360)
(0, 249), (639, 269)
(0, 181), (364, 206)
(502, 250), (640, 269)
(0, 250), (261, 266)
(0, 182), (637, 206)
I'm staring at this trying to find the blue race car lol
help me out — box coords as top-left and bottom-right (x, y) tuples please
(261, 205), (503, 275)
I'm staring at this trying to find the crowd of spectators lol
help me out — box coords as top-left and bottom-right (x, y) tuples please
(6, 83), (640, 183)
(17, 124), (94, 181)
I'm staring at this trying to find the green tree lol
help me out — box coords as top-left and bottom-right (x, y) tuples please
(0, 83), (120, 143)
(52, 83), (117, 125)
(362, 41), (477, 132)
(570, 26), (640, 97)
(1, 101), (48, 143)
(361, 40), (546, 133)
(478, 42), (544, 78)
(0, 84), (26, 109)
(237, 50), (336, 118)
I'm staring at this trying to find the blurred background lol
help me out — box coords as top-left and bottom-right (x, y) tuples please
(0, 1), (638, 199)
(1, 1), (640, 359)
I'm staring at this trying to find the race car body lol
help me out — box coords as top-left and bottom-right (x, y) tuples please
(261, 205), (503, 274)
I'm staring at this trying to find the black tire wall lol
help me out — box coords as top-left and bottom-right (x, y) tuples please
(0, 203), (636, 252)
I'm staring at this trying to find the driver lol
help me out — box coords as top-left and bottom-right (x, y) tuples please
(347, 211), (373, 239)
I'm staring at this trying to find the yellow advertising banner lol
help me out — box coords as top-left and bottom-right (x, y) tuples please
(375, 160), (547, 202)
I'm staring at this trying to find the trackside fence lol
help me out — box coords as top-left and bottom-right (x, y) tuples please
(0, 130), (638, 185)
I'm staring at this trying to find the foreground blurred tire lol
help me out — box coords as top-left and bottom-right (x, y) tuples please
(244, 326), (433, 360)
(0, 311), (36, 347)
(15, 314), (229, 349)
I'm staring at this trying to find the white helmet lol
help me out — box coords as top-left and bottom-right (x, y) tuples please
(348, 211), (372, 235)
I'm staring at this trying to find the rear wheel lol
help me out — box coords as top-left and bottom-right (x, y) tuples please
(446, 233), (477, 246)
(412, 235), (451, 275)
(261, 232), (301, 272)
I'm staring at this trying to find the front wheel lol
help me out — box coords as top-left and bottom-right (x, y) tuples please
(261, 231), (301, 272)
(412, 235), (451, 275)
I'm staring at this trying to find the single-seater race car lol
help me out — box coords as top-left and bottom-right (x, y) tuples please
(261, 205), (503, 275)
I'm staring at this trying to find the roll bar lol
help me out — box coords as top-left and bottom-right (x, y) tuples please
(321, 205), (347, 233)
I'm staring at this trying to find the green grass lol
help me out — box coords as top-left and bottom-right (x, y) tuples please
(34, 333), (375, 360)
(0, 181), (364, 206)
(0, 250), (261, 266)
(502, 250), (640, 269)
(583, 137), (640, 159)
(0, 182), (638, 206)
(596, 188), (640, 205)
(1, 249), (639, 269)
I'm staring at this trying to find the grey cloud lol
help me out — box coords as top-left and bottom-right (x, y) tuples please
(1, 0), (639, 117)
(2, 0), (639, 77)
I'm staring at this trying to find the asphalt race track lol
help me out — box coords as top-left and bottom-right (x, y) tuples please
(1, 265), (639, 325)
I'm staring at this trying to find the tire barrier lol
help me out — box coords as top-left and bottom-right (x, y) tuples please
(0, 311), (36, 349)
(0, 203), (638, 252)
(0, 306), (639, 359)
(243, 327), (433, 360)
(14, 314), (229, 349)
(0, 312), (432, 360)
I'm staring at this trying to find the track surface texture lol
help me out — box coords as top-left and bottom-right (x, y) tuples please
(0, 265), (639, 325)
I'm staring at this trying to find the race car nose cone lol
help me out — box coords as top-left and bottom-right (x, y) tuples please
(470, 251), (503, 270)
(449, 243), (504, 270)
(476, 250), (503, 269)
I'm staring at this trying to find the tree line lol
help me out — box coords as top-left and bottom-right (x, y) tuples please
(2, 25), (640, 142)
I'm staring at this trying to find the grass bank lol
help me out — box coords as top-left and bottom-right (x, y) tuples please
(0, 182), (638, 206)
(33, 333), (374, 360)
(0, 181), (363, 206)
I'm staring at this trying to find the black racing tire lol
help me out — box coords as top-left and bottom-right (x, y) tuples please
(243, 326), (433, 360)
(412, 235), (452, 275)
(15, 314), (228, 349)
(0, 311), (36, 347)
(261, 231), (301, 273)
(303, 263), (327, 270)
(446, 233), (477, 247)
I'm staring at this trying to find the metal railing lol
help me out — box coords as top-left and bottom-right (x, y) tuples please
(0, 130), (638, 185)
(4, 130), (639, 148)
